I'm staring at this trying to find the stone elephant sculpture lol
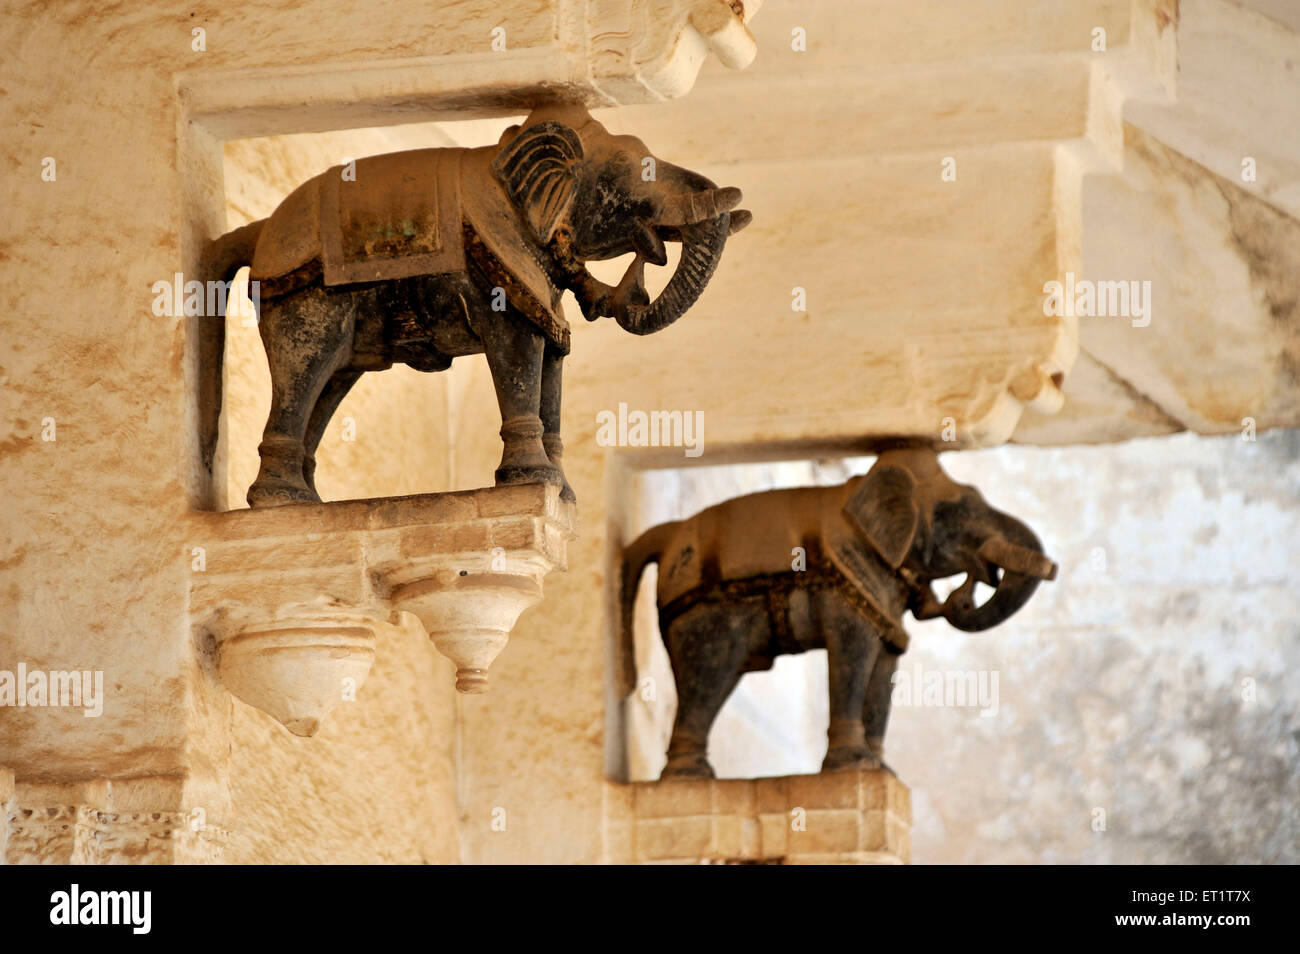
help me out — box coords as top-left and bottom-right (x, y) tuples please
(620, 446), (1058, 778)
(200, 105), (749, 507)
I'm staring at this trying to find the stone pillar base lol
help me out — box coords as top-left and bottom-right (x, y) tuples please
(607, 767), (911, 864)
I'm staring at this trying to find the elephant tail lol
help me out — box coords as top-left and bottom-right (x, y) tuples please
(618, 520), (680, 696)
(197, 219), (265, 484)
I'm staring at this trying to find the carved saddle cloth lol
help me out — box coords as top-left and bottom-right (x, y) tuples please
(654, 483), (911, 652)
(249, 147), (570, 354)
(321, 149), (466, 285)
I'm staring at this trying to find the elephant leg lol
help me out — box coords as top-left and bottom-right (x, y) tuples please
(248, 287), (355, 508)
(863, 648), (901, 763)
(818, 589), (883, 772)
(301, 369), (362, 499)
(662, 600), (766, 779)
(477, 315), (560, 490)
(539, 345), (575, 504)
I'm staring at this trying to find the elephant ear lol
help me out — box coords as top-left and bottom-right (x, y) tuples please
(843, 466), (919, 570)
(491, 120), (584, 244)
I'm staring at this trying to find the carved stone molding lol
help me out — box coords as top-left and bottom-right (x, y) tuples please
(588, 0), (763, 102)
(190, 484), (575, 734)
(2, 777), (228, 865)
(177, 0), (763, 142)
(603, 767), (911, 864)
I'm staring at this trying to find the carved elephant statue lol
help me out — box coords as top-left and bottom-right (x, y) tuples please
(200, 105), (749, 507)
(620, 446), (1057, 779)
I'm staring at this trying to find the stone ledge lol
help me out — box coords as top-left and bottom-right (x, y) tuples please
(611, 768), (910, 864)
(189, 484), (577, 734)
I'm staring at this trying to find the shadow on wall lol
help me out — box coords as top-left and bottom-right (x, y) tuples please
(622, 429), (1300, 864)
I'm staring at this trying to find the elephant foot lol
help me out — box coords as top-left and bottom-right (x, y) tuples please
(247, 478), (320, 509)
(496, 417), (562, 492)
(661, 753), (715, 779)
(494, 461), (564, 491)
(541, 435), (576, 504)
(821, 745), (882, 773)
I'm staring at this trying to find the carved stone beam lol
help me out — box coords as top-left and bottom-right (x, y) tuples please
(588, 0), (765, 102)
(179, 1), (764, 141)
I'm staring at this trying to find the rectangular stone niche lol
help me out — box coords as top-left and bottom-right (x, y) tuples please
(608, 768), (911, 865)
(189, 483), (575, 734)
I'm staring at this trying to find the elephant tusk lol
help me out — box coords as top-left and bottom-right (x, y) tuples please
(978, 537), (1058, 581)
(655, 187), (744, 227)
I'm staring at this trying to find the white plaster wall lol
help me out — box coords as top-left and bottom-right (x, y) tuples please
(626, 429), (1300, 863)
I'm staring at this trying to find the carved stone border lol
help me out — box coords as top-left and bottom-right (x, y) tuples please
(2, 777), (228, 865)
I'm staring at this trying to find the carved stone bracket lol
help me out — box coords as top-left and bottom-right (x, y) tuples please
(588, 0), (764, 102)
(603, 767), (911, 864)
(190, 484), (575, 735)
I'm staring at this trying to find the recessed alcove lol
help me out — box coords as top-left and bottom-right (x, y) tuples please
(619, 454), (871, 781)
(208, 118), (687, 514)
(212, 118), (514, 513)
(614, 429), (1298, 866)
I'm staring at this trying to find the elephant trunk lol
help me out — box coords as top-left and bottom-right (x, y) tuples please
(615, 213), (730, 335)
(941, 513), (1056, 632)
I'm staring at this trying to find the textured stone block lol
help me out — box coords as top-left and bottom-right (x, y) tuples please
(624, 768), (910, 864)
(635, 816), (715, 861)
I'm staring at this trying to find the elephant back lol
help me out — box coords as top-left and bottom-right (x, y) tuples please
(251, 148), (468, 294)
(650, 482), (911, 649)
(654, 486), (829, 608)
(250, 176), (322, 293)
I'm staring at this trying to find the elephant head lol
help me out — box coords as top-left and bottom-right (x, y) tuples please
(844, 447), (1058, 632)
(491, 105), (749, 335)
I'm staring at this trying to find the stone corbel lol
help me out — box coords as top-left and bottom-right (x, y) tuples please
(190, 485), (575, 736)
(589, 0), (764, 102)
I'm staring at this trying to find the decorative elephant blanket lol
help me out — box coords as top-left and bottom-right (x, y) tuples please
(654, 481), (912, 650)
(250, 147), (570, 352)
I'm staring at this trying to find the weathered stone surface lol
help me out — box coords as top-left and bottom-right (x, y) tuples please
(3, 0), (1296, 867)
(1017, 125), (1300, 444)
(3, 777), (226, 865)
